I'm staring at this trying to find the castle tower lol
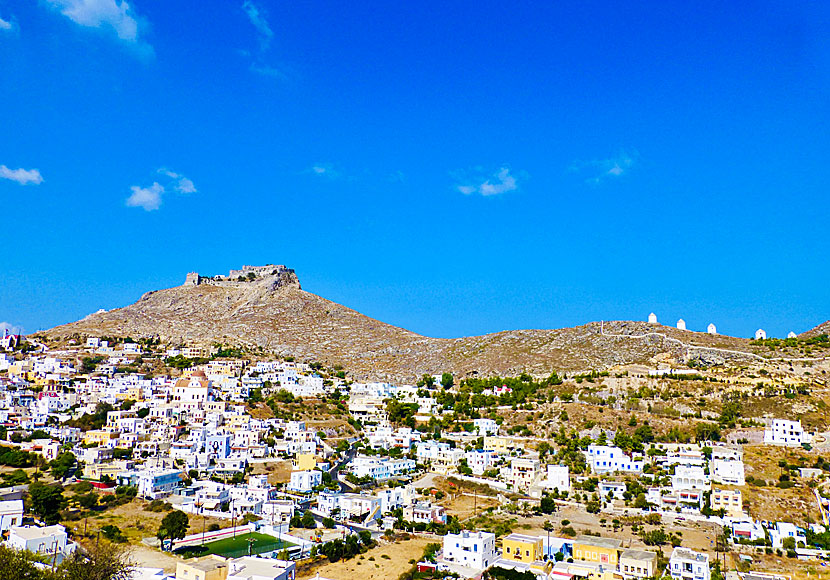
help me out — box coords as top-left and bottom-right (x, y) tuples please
(648, 312), (658, 324)
(184, 272), (201, 286)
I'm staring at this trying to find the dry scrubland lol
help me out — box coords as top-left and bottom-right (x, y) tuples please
(296, 536), (433, 580)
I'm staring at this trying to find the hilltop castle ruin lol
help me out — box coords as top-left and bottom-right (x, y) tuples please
(184, 264), (300, 289)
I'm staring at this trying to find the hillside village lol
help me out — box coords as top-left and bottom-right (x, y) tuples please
(2, 309), (830, 580)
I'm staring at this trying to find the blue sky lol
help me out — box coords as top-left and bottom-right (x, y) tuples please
(1, 1), (828, 339)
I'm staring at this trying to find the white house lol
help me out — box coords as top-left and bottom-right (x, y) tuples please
(0, 499), (24, 533)
(348, 456), (416, 480)
(769, 522), (806, 549)
(599, 481), (626, 500)
(668, 547), (710, 580)
(441, 530), (498, 572)
(473, 418), (499, 436)
(711, 456), (745, 486)
(539, 464), (570, 493)
(464, 450), (495, 476)
(764, 419), (811, 446)
(586, 445), (643, 474)
(135, 468), (186, 499)
(288, 470), (322, 493)
(755, 329), (767, 340)
(671, 465), (709, 493)
(227, 556), (295, 580)
(416, 442), (463, 467)
(788, 331), (797, 339)
(8, 525), (76, 560)
(648, 313), (658, 324)
(676, 319), (686, 331)
(707, 324), (717, 335)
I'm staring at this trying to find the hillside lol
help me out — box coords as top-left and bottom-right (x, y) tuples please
(43, 265), (796, 381)
(801, 321), (830, 339)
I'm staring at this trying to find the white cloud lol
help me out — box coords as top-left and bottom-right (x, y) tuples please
(126, 182), (163, 211)
(0, 16), (12, 30)
(0, 322), (22, 335)
(0, 165), (43, 185)
(308, 163), (340, 178)
(44, 0), (148, 46)
(243, 1), (273, 50)
(157, 168), (197, 194)
(573, 150), (637, 184)
(454, 166), (519, 196)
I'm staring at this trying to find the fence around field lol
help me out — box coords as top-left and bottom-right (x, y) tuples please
(209, 541), (287, 559)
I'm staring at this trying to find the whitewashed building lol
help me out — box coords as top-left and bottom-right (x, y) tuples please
(764, 419), (811, 446)
(586, 445), (643, 474)
(288, 470), (322, 493)
(669, 547), (710, 580)
(0, 499), (23, 533)
(441, 530), (498, 572)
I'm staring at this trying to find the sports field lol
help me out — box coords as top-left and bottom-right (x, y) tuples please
(176, 531), (293, 559)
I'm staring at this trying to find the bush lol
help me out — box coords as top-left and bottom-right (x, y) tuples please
(100, 524), (127, 543)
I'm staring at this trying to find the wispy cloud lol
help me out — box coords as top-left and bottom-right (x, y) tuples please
(0, 165), (43, 185)
(239, 2), (288, 81)
(158, 168), (197, 194)
(249, 62), (287, 80)
(44, 0), (151, 53)
(242, 0), (273, 50)
(454, 166), (519, 196)
(0, 322), (23, 335)
(572, 150), (637, 184)
(127, 169), (197, 211)
(126, 182), (163, 211)
(0, 15), (12, 31)
(308, 163), (340, 179)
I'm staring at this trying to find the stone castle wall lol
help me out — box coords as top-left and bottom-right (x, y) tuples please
(183, 265), (298, 288)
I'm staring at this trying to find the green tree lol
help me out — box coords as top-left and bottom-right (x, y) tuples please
(28, 481), (64, 525)
(301, 510), (315, 528)
(57, 542), (133, 580)
(77, 492), (98, 511)
(416, 374), (436, 389)
(100, 525), (127, 543)
(440, 373), (454, 389)
(157, 510), (189, 542)
(0, 544), (50, 580)
(50, 452), (76, 480)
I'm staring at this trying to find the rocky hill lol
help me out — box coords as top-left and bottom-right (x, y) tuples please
(801, 321), (830, 339)
(43, 265), (794, 381)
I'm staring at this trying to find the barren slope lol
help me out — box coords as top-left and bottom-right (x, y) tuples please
(44, 278), (775, 381)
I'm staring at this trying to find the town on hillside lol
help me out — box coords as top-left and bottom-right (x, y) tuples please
(1, 322), (829, 580)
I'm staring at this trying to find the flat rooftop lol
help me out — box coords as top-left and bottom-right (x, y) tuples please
(574, 535), (623, 550)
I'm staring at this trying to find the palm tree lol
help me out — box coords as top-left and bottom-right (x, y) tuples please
(543, 520), (554, 560)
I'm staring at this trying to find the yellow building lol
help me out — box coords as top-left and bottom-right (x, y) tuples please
(619, 549), (657, 578)
(573, 535), (622, 567)
(226, 414), (251, 429)
(176, 555), (228, 580)
(83, 460), (133, 481)
(83, 429), (120, 446)
(293, 453), (319, 471)
(711, 488), (743, 517)
(483, 436), (514, 454)
(502, 533), (543, 564)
